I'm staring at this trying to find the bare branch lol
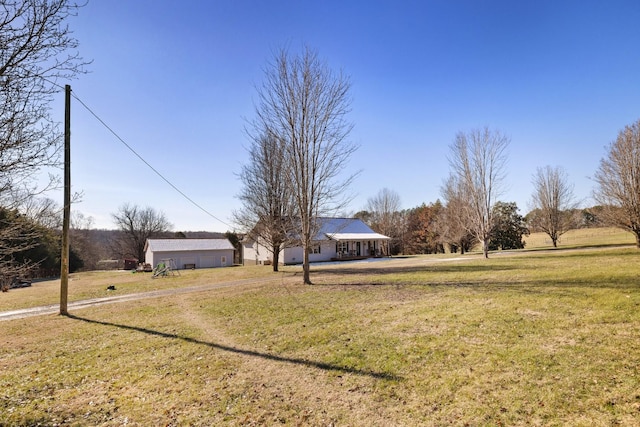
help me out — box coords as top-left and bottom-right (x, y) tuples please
(0, 1), (88, 281)
(234, 133), (297, 270)
(593, 118), (640, 247)
(249, 47), (357, 283)
(446, 127), (510, 258)
(366, 188), (401, 255)
(529, 165), (577, 247)
(111, 204), (173, 262)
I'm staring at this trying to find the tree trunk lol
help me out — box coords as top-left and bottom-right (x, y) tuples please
(272, 244), (280, 272)
(303, 245), (311, 285)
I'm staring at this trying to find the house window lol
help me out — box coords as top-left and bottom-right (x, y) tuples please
(337, 241), (348, 254)
(312, 244), (321, 254)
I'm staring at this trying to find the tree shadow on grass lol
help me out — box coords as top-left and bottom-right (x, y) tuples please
(66, 314), (402, 382)
(311, 277), (640, 292)
(308, 263), (524, 284)
(306, 265), (520, 290)
(306, 248), (640, 291)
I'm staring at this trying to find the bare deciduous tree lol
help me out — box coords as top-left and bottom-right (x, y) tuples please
(593, 118), (640, 247)
(235, 133), (297, 271)
(21, 196), (62, 229)
(366, 188), (401, 255)
(447, 127), (510, 258)
(253, 47), (357, 284)
(111, 204), (172, 263)
(529, 165), (577, 247)
(70, 210), (105, 271)
(0, 0), (88, 201)
(0, 0), (87, 282)
(0, 207), (41, 290)
(439, 174), (476, 254)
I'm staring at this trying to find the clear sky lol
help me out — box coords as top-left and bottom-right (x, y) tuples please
(55, 0), (640, 232)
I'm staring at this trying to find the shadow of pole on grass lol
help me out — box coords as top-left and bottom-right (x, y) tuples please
(66, 314), (402, 381)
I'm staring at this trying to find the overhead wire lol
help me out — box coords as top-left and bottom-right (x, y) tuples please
(68, 89), (233, 229)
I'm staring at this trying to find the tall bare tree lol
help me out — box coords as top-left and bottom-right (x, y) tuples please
(235, 133), (297, 271)
(0, 0), (87, 201)
(593, 118), (640, 247)
(447, 127), (510, 258)
(70, 211), (105, 271)
(366, 188), (401, 255)
(20, 196), (62, 229)
(111, 204), (172, 263)
(0, 0), (87, 282)
(252, 47), (357, 284)
(529, 165), (577, 247)
(439, 174), (476, 254)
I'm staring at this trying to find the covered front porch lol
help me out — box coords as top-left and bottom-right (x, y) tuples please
(328, 234), (389, 262)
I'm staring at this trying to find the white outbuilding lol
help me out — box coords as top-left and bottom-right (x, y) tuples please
(144, 239), (235, 270)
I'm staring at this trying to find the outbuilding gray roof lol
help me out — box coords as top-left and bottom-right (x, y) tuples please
(145, 239), (234, 252)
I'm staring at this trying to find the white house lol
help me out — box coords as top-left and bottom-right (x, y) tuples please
(242, 217), (390, 265)
(145, 239), (235, 269)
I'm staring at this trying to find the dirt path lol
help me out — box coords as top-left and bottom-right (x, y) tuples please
(0, 277), (282, 321)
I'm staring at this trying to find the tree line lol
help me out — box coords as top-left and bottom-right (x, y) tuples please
(0, 198), (233, 286)
(355, 190), (606, 257)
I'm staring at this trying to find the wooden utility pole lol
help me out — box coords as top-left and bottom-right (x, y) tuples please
(60, 84), (71, 315)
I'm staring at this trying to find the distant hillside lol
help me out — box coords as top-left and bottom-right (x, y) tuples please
(524, 227), (635, 249)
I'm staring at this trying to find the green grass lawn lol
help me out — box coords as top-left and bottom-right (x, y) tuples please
(524, 227), (636, 249)
(1, 230), (640, 425)
(0, 264), (274, 312)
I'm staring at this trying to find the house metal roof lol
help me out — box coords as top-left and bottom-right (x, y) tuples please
(316, 218), (390, 241)
(146, 239), (234, 252)
(243, 218), (391, 243)
(326, 232), (391, 241)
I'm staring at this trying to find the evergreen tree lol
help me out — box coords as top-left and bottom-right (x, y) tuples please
(489, 202), (529, 251)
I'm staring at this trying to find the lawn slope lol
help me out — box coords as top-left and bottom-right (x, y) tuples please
(1, 233), (639, 425)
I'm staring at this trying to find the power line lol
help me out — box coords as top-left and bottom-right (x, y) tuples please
(70, 90), (233, 229)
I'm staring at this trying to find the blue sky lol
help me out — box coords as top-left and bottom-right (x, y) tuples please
(57, 0), (640, 231)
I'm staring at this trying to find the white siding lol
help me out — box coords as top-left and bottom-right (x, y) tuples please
(308, 240), (336, 263)
(148, 250), (234, 269)
(145, 247), (153, 266)
(242, 242), (259, 265)
(283, 246), (304, 264)
(200, 256), (215, 268)
(144, 239), (235, 269)
(181, 257), (196, 269)
(242, 241), (273, 265)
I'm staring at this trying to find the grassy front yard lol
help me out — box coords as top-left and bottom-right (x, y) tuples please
(1, 232), (639, 425)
